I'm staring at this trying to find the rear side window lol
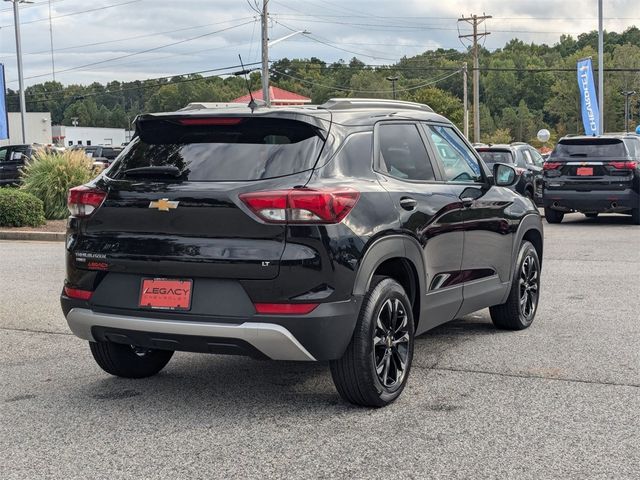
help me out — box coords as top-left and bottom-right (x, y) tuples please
(553, 138), (626, 158)
(108, 117), (325, 181)
(477, 150), (513, 165)
(378, 123), (435, 181)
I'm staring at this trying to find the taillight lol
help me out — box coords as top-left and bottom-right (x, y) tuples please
(254, 303), (319, 315)
(240, 188), (360, 224)
(67, 186), (107, 217)
(609, 161), (638, 170)
(543, 162), (562, 170)
(64, 286), (93, 300)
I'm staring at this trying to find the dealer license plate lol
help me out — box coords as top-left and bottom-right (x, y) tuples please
(139, 278), (192, 311)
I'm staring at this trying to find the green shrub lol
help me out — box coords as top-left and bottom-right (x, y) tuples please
(21, 149), (93, 220)
(0, 188), (46, 227)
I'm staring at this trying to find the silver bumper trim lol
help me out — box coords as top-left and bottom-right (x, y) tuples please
(66, 308), (316, 361)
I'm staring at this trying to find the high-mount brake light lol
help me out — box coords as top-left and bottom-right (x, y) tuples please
(239, 188), (360, 224)
(254, 303), (319, 315)
(609, 161), (638, 169)
(178, 117), (243, 126)
(67, 186), (107, 217)
(543, 162), (562, 170)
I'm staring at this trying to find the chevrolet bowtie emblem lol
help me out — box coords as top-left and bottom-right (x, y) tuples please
(149, 198), (179, 211)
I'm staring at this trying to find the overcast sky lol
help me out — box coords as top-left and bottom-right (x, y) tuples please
(0, 0), (637, 87)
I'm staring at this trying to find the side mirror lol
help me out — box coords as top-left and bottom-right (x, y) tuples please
(493, 163), (518, 187)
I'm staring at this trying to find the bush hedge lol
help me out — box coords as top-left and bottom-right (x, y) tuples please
(0, 188), (46, 227)
(21, 149), (94, 220)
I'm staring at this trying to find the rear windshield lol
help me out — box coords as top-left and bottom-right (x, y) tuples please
(108, 117), (324, 181)
(477, 150), (513, 165)
(552, 138), (627, 158)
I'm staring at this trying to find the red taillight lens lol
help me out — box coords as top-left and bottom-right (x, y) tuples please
(543, 162), (562, 170)
(254, 303), (319, 315)
(609, 161), (638, 169)
(240, 188), (360, 224)
(67, 186), (107, 217)
(178, 117), (243, 126)
(64, 286), (93, 300)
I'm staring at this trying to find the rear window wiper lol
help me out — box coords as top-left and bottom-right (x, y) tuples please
(123, 166), (182, 177)
(568, 153), (588, 157)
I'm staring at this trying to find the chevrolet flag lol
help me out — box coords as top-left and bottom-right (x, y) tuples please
(0, 64), (7, 140)
(577, 58), (601, 136)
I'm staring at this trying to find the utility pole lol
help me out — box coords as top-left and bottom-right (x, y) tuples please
(622, 91), (636, 133)
(261, 0), (270, 107)
(48, 0), (56, 82)
(598, 0), (604, 133)
(6, 0), (28, 144)
(386, 76), (398, 100)
(462, 62), (469, 138)
(458, 14), (491, 143)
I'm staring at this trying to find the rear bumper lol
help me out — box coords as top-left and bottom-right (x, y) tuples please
(543, 188), (639, 213)
(62, 297), (361, 362)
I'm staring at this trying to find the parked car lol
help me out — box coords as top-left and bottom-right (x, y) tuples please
(61, 98), (544, 407)
(543, 135), (640, 224)
(0, 144), (37, 186)
(475, 142), (544, 205)
(74, 145), (121, 169)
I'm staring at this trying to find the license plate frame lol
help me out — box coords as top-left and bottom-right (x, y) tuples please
(139, 278), (193, 311)
(576, 167), (593, 176)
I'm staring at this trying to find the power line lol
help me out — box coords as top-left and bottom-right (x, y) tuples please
(5, 20), (255, 83)
(0, 0), (143, 29)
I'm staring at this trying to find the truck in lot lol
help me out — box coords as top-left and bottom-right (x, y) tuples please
(543, 135), (640, 224)
(61, 99), (544, 407)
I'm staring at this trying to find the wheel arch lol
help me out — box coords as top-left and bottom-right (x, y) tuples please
(353, 235), (425, 328)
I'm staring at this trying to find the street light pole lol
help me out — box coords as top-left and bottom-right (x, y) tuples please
(386, 76), (398, 100)
(261, 0), (270, 107)
(6, 0), (29, 143)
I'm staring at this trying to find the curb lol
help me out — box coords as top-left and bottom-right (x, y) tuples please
(0, 230), (65, 242)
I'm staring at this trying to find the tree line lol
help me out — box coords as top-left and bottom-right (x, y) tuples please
(6, 27), (640, 144)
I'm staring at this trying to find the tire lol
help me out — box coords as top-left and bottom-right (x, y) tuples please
(330, 276), (415, 408)
(584, 213), (598, 218)
(544, 207), (564, 224)
(632, 208), (640, 225)
(89, 341), (174, 378)
(490, 241), (540, 331)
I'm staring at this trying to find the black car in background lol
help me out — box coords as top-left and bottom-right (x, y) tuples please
(0, 144), (36, 186)
(543, 135), (640, 224)
(60, 98), (544, 407)
(475, 143), (544, 204)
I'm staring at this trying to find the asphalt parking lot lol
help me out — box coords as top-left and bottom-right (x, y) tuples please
(1, 214), (639, 479)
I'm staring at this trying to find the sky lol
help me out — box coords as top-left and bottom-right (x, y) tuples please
(0, 0), (637, 88)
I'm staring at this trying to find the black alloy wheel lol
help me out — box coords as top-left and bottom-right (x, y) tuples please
(330, 276), (415, 407)
(490, 240), (541, 330)
(373, 298), (410, 390)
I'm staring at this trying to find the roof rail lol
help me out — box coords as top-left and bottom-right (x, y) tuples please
(319, 98), (434, 113)
(510, 142), (527, 146)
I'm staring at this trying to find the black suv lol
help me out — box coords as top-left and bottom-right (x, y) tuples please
(475, 143), (544, 204)
(543, 135), (640, 224)
(61, 98), (544, 407)
(0, 144), (36, 185)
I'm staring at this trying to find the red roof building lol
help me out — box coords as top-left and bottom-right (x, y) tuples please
(232, 86), (311, 106)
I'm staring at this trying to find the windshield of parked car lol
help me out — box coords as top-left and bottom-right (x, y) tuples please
(553, 138), (627, 158)
(108, 117), (325, 182)
(477, 150), (514, 165)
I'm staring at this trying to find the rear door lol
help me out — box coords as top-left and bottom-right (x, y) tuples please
(75, 115), (331, 282)
(374, 121), (464, 331)
(0, 146), (27, 184)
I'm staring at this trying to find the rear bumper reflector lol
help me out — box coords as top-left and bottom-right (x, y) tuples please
(64, 287), (93, 300)
(254, 303), (319, 315)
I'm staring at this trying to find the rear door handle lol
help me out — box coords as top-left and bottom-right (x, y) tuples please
(399, 197), (418, 210)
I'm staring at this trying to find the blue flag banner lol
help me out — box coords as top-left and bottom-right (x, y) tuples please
(0, 64), (8, 140)
(577, 58), (601, 136)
